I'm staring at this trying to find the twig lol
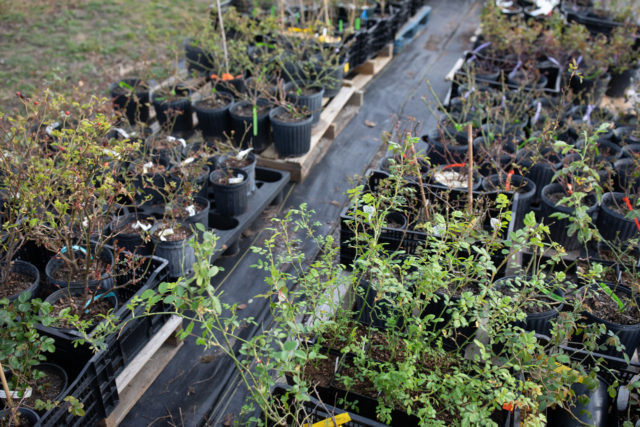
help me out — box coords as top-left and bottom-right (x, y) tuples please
(467, 123), (474, 214)
(215, 0), (229, 74)
(0, 361), (19, 425)
(409, 143), (430, 221)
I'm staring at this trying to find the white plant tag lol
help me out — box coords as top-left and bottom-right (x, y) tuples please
(0, 387), (32, 399)
(178, 138), (187, 147)
(185, 205), (196, 217)
(236, 147), (253, 160)
(228, 174), (244, 184)
(490, 218), (501, 231)
(132, 221), (151, 231)
(166, 136), (176, 142)
(363, 204), (375, 221)
(82, 217), (89, 228)
(142, 161), (154, 174)
(182, 157), (195, 165)
(45, 122), (60, 135)
(158, 227), (174, 241)
(114, 128), (130, 139)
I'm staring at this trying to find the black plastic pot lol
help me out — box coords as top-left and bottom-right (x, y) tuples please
(596, 192), (640, 243)
(423, 132), (470, 166)
(578, 285), (640, 359)
(181, 196), (211, 229)
(607, 67), (637, 98)
(29, 362), (69, 413)
(546, 375), (613, 427)
(516, 148), (562, 204)
(183, 38), (214, 75)
(110, 213), (155, 256)
(540, 183), (598, 251)
(45, 247), (114, 290)
(209, 168), (249, 217)
(218, 152), (257, 195)
(45, 287), (119, 321)
(483, 174), (536, 230)
(229, 100), (272, 153)
(193, 91), (234, 139)
(507, 70), (548, 89)
(130, 157), (171, 205)
(152, 85), (193, 134)
(620, 143), (640, 159)
(317, 59), (346, 98)
(151, 224), (196, 278)
(0, 407), (41, 426)
(109, 78), (150, 125)
(421, 291), (478, 350)
(285, 82), (324, 126)
(169, 164), (210, 199)
(4, 260), (40, 302)
(353, 278), (403, 330)
(493, 276), (564, 336)
(269, 107), (313, 158)
(614, 158), (640, 193)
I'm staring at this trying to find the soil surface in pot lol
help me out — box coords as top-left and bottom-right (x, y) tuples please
(599, 247), (637, 265)
(214, 173), (245, 185)
(317, 322), (368, 353)
(154, 88), (189, 102)
(620, 269), (639, 289)
(609, 202), (639, 219)
(0, 270), (35, 298)
(51, 293), (114, 328)
(273, 108), (310, 123)
(23, 365), (66, 407)
(235, 104), (269, 116)
(173, 165), (208, 179)
(119, 217), (155, 235)
(149, 137), (183, 151)
(133, 162), (166, 175)
(50, 258), (110, 283)
(577, 260), (618, 283)
(302, 355), (338, 388)
(369, 331), (405, 363)
(154, 225), (193, 242)
(0, 413), (34, 427)
(198, 94), (232, 109)
(334, 364), (378, 399)
(222, 157), (252, 168)
(547, 191), (593, 208)
(498, 285), (560, 314)
(583, 290), (640, 325)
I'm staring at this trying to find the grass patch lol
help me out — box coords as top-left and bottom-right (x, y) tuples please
(0, 0), (212, 112)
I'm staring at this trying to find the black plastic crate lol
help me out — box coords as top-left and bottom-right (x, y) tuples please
(451, 51), (562, 97)
(39, 339), (118, 427)
(265, 384), (389, 427)
(33, 251), (169, 422)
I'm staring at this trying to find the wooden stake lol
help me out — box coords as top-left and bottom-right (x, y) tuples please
(467, 123), (473, 215)
(0, 361), (19, 425)
(323, 0), (330, 25)
(215, 0), (229, 75)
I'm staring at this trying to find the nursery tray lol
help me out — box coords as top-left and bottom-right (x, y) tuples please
(394, 5), (432, 54)
(257, 86), (363, 182)
(450, 51), (563, 97)
(39, 338), (118, 427)
(208, 166), (290, 261)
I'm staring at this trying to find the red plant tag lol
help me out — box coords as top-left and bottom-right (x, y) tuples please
(443, 163), (466, 170)
(506, 170), (514, 191)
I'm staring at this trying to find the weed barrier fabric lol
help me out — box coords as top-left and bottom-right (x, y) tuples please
(120, 0), (482, 425)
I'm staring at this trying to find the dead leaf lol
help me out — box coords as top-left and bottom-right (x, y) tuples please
(364, 120), (376, 128)
(238, 303), (247, 310)
(199, 354), (216, 363)
(330, 200), (340, 207)
(222, 413), (234, 426)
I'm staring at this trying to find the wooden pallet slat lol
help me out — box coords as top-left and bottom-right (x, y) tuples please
(100, 315), (183, 427)
(257, 85), (363, 182)
(343, 44), (394, 92)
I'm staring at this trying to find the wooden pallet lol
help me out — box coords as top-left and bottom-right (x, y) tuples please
(257, 86), (364, 182)
(100, 315), (183, 427)
(393, 6), (432, 54)
(342, 44), (394, 92)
